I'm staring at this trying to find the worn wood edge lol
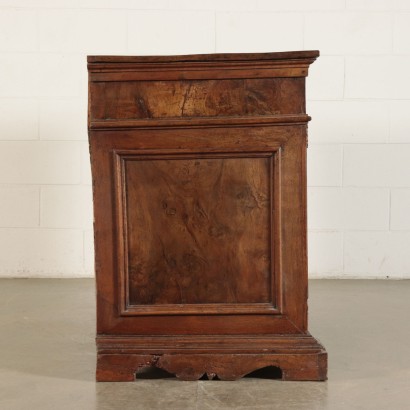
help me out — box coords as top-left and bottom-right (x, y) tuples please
(89, 114), (311, 130)
(87, 50), (319, 64)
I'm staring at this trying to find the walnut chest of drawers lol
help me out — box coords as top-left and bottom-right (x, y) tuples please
(87, 50), (327, 381)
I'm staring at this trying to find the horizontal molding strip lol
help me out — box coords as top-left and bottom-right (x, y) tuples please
(89, 114), (311, 130)
(88, 53), (318, 81)
(89, 66), (311, 82)
(96, 334), (326, 354)
(87, 50), (319, 64)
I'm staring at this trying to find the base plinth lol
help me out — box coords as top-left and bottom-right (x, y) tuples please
(96, 334), (327, 382)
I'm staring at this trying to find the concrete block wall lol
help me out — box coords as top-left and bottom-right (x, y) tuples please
(0, 0), (409, 278)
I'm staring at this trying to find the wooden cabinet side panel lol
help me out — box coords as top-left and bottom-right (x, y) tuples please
(90, 125), (307, 335)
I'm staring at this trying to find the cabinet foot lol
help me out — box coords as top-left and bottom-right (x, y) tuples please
(96, 335), (327, 382)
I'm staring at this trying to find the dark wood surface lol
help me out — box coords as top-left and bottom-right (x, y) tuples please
(125, 155), (271, 306)
(90, 78), (305, 120)
(88, 50), (327, 381)
(87, 50), (319, 64)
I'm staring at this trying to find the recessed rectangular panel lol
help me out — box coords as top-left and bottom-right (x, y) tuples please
(122, 154), (273, 309)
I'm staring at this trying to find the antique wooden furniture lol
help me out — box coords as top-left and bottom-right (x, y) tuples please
(88, 50), (327, 381)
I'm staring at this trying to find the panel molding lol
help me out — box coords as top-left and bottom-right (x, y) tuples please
(113, 149), (283, 316)
(89, 114), (311, 130)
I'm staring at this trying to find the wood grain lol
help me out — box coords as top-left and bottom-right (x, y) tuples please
(124, 155), (271, 306)
(90, 78), (305, 120)
(87, 50), (319, 64)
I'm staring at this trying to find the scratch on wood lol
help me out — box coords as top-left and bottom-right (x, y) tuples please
(181, 82), (192, 116)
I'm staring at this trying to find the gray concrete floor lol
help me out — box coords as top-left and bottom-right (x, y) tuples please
(0, 279), (409, 410)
